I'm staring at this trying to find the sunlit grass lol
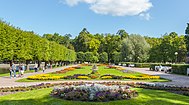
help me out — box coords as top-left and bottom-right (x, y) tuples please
(16, 66), (169, 82)
(0, 88), (188, 105)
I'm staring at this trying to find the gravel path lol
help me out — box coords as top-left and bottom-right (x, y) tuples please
(0, 65), (77, 87)
(1, 65), (189, 87)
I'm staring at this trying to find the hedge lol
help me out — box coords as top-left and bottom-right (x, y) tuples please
(171, 64), (189, 75)
(134, 63), (151, 68)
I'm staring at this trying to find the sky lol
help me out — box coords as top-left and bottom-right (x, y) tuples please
(0, 0), (189, 38)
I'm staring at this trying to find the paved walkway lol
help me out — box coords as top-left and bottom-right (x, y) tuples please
(0, 65), (77, 87)
(123, 67), (189, 87)
(1, 65), (189, 87)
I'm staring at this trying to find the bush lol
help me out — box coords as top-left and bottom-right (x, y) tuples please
(134, 63), (151, 68)
(171, 64), (189, 75)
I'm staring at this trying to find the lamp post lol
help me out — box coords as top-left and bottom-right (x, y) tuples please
(175, 52), (178, 63)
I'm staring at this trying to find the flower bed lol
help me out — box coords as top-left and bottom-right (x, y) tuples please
(27, 74), (63, 80)
(51, 84), (138, 102)
(123, 75), (160, 80)
(101, 74), (123, 79)
(106, 65), (118, 69)
(64, 67), (75, 71)
(53, 67), (79, 74)
(1, 82), (189, 96)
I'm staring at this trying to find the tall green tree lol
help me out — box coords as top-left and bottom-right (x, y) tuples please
(121, 34), (150, 62)
(76, 52), (85, 63)
(99, 52), (108, 63)
(116, 29), (128, 39)
(185, 23), (189, 51)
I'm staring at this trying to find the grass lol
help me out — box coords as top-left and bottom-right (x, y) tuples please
(16, 66), (170, 82)
(0, 88), (188, 105)
(50, 66), (143, 77)
(0, 70), (36, 77)
(0, 65), (63, 77)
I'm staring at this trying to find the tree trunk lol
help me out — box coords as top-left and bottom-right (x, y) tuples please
(38, 60), (41, 68)
(9, 60), (13, 67)
(50, 61), (53, 69)
(45, 61), (47, 69)
(26, 60), (30, 71)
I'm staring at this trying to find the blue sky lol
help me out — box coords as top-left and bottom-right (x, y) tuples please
(0, 0), (188, 38)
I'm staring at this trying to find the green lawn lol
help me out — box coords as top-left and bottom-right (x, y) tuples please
(0, 88), (188, 105)
(49, 66), (142, 76)
(0, 70), (35, 77)
(16, 66), (170, 82)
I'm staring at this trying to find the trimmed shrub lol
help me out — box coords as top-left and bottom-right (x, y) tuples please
(171, 64), (189, 75)
(134, 63), (151, 68)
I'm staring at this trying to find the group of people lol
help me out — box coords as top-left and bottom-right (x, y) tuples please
(34, 64), (46, 73)
(9, 63), (47, 78)
(9, 63), (25, 78)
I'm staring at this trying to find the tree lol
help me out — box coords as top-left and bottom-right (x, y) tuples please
(112, 51), (121, 63)
(148, 32), (187, 63)
(91, 56), (99, 63)
(185, 23), (189, 35)
(121, 34), (150, 62)
(116, 29), (128, 39)
(76, 52), (85, 63)
(185, 23), (189, 51)
(84, 52), (94, 63)
(103, 34), (121, 62)
(99, 52), (108, 63)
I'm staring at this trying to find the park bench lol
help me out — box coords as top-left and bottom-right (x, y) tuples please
(155, 65), (172, 73)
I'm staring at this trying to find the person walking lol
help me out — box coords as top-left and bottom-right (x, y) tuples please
(9, 66), (13, 78)
(12, 63), (16, 78)
(20, 64), (25, 77)
(34, 63), (38, 72)
(42, 66), (45, 73)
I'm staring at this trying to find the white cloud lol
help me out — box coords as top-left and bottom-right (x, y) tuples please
(62, 0), (153, 17)
(139, 13), (151, 20)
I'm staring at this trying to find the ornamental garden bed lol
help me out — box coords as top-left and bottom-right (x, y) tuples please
(0, 82), (189, 105)
(16, 65), (169, 82)
(51, 84), (138, 102)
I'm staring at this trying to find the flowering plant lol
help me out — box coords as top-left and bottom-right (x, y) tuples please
(27, 74), (63, 80)
(51, 84), (138, 102)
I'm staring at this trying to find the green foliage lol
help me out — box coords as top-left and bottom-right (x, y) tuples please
(84, 52), (94, 62)
(99, 52), (108, 63)
(147, 32), (187, 63)
(116, 29), (128, 39)
(121, 34), (150, 62)
(185, 23), (189, 35)
(134, 63), (151, 68)
(91, 56), (99, 63)
(172, 64), (189, 75)
(112, 51), (121, 63)
(76, 52), (85, 62)
(0, 20), (76, 63)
